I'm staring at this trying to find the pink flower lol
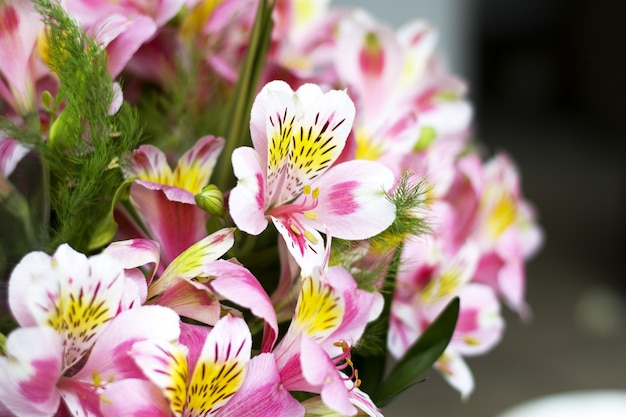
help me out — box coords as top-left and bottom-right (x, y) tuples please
(0, 0), (43, 115)
(0, 244), (181, 416)
(229, 80), (396, 273)
(120, 315), (303, 417)
(122, 135), (225, 264)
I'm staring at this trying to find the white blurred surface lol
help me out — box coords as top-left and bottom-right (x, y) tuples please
(496, 390), (626, 417)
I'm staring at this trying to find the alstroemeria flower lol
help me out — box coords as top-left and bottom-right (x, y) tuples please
(271, 259), (384, 416)
(121, 315), (302, 417)
(0, 0), (43, 115)
(229, 80), (396, 272)
(106, 228), (279, 352)
(0, 243), (182, 416)
(390, 233), (504, 398)
(7, 244), (143, 370)
(123, 135), (225, 264)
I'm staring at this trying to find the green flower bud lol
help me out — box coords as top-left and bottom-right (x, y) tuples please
(195, 184), (225, 216)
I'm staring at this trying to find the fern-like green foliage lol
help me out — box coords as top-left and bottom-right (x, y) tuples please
(29, 0), (142, 253)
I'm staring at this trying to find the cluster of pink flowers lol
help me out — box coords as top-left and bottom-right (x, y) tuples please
(0, 0), (543, 416)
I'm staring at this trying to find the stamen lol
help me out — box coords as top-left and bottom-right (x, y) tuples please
(303, 185), (311, 194)
(304, 230), (318, 244)
(303, 211), (318, 220)
(333, 340), (362, 390)
(290, 224), (301, 235)
(312, 187), (320, 199)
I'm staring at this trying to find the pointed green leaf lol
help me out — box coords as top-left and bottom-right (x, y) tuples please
(87, 178), (134, 251)
(374, 297), (460, 406)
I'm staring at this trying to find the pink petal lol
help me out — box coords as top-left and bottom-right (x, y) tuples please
(131, 339), (188, 417)
(104, 238), (161, 285)
(272, 217), (325, 277)
(129, 181), (209, 264)
(229, 146), (268, 235)
(9, 245), (129, 371)
(435, 349), (475, 399)
(208, 260), (278, 352)
(155, 276), (221, 325)
(308, 160), (396, 240)
(300, 336), (356, 416)
(172, 135), (224, 194)
(151, 228), (235, 296)
(124, 144), (173, 184)
(56, 377), (102, 417)
(91, 14), (157, 78)
(99, 379), (170, 417)
(451, 284), (504, 356)
(218, 353), (305, 417)
(74, 305), (181, 383)
(185, 316), (251, 415)
(0, 327), (62, 417)
(0, 137), (29, 177)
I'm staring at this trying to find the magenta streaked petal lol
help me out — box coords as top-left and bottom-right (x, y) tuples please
(217, 353), (305, 417)
(324, 266), (384, 354)
(125, 144), (173, 184)
(95, 14), (157, 78)
(0, 0), (41, 114)
(129, 181), (208, 264)
(99, 378), (170, 417)
(0, 137), (29, 177)
(172, 135), (224, 194)
(272, 217), (325, 277)
(300, 336), (356, 416)
(74, 305), (181, 383)
(209, 260), (278, 352)
(104, 238), (161, 285)
(155, 276), (221, 325)
(151, 228), (235, 297)
(185, 316), (252, 415)
(131, 339), (188, 417)
(229, 146), (268, 235)
(451, 284), (504, 356)
(9, 245), (129, 371)
(56, 377), (101, 417)
(308, 160), (396, 240)
(179, 322), (211, 372)
(0, 327), (62, 417)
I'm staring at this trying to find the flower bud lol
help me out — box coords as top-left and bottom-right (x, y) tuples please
(195, 184), (224, 216)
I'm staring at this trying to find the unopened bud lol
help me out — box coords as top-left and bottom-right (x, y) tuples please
(195, 184), (224, 216)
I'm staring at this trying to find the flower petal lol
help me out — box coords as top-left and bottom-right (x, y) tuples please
(150, 227), (235, 297)
(229, 146), (268, 235)
(186, 315), (251, 416)
(99, 379), (171, 417)
(132, 339), (189, 417)
(73, 305), (181, 383)
(129, 181), (209, 264)
(217, 353), (305, 417)
(9, 244), (128, 371)
(209, 260), (278, 352)
(0, 327), (62, 417)
(307, 160), (396, 240)
(155, 276), (221, 325)
(172, 135), (224, 194)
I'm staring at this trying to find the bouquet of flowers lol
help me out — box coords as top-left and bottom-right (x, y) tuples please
(0, 0), (543, 415)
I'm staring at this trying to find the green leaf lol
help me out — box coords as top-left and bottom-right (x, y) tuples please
(374, 297), (460, 407)
(87, 178), (134, 251)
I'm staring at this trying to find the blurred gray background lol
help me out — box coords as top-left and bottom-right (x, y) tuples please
(335, 0), (626, 415)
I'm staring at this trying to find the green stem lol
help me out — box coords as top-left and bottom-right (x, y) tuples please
(353, 246), (403, 396)
(214, 0), (275, 191)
